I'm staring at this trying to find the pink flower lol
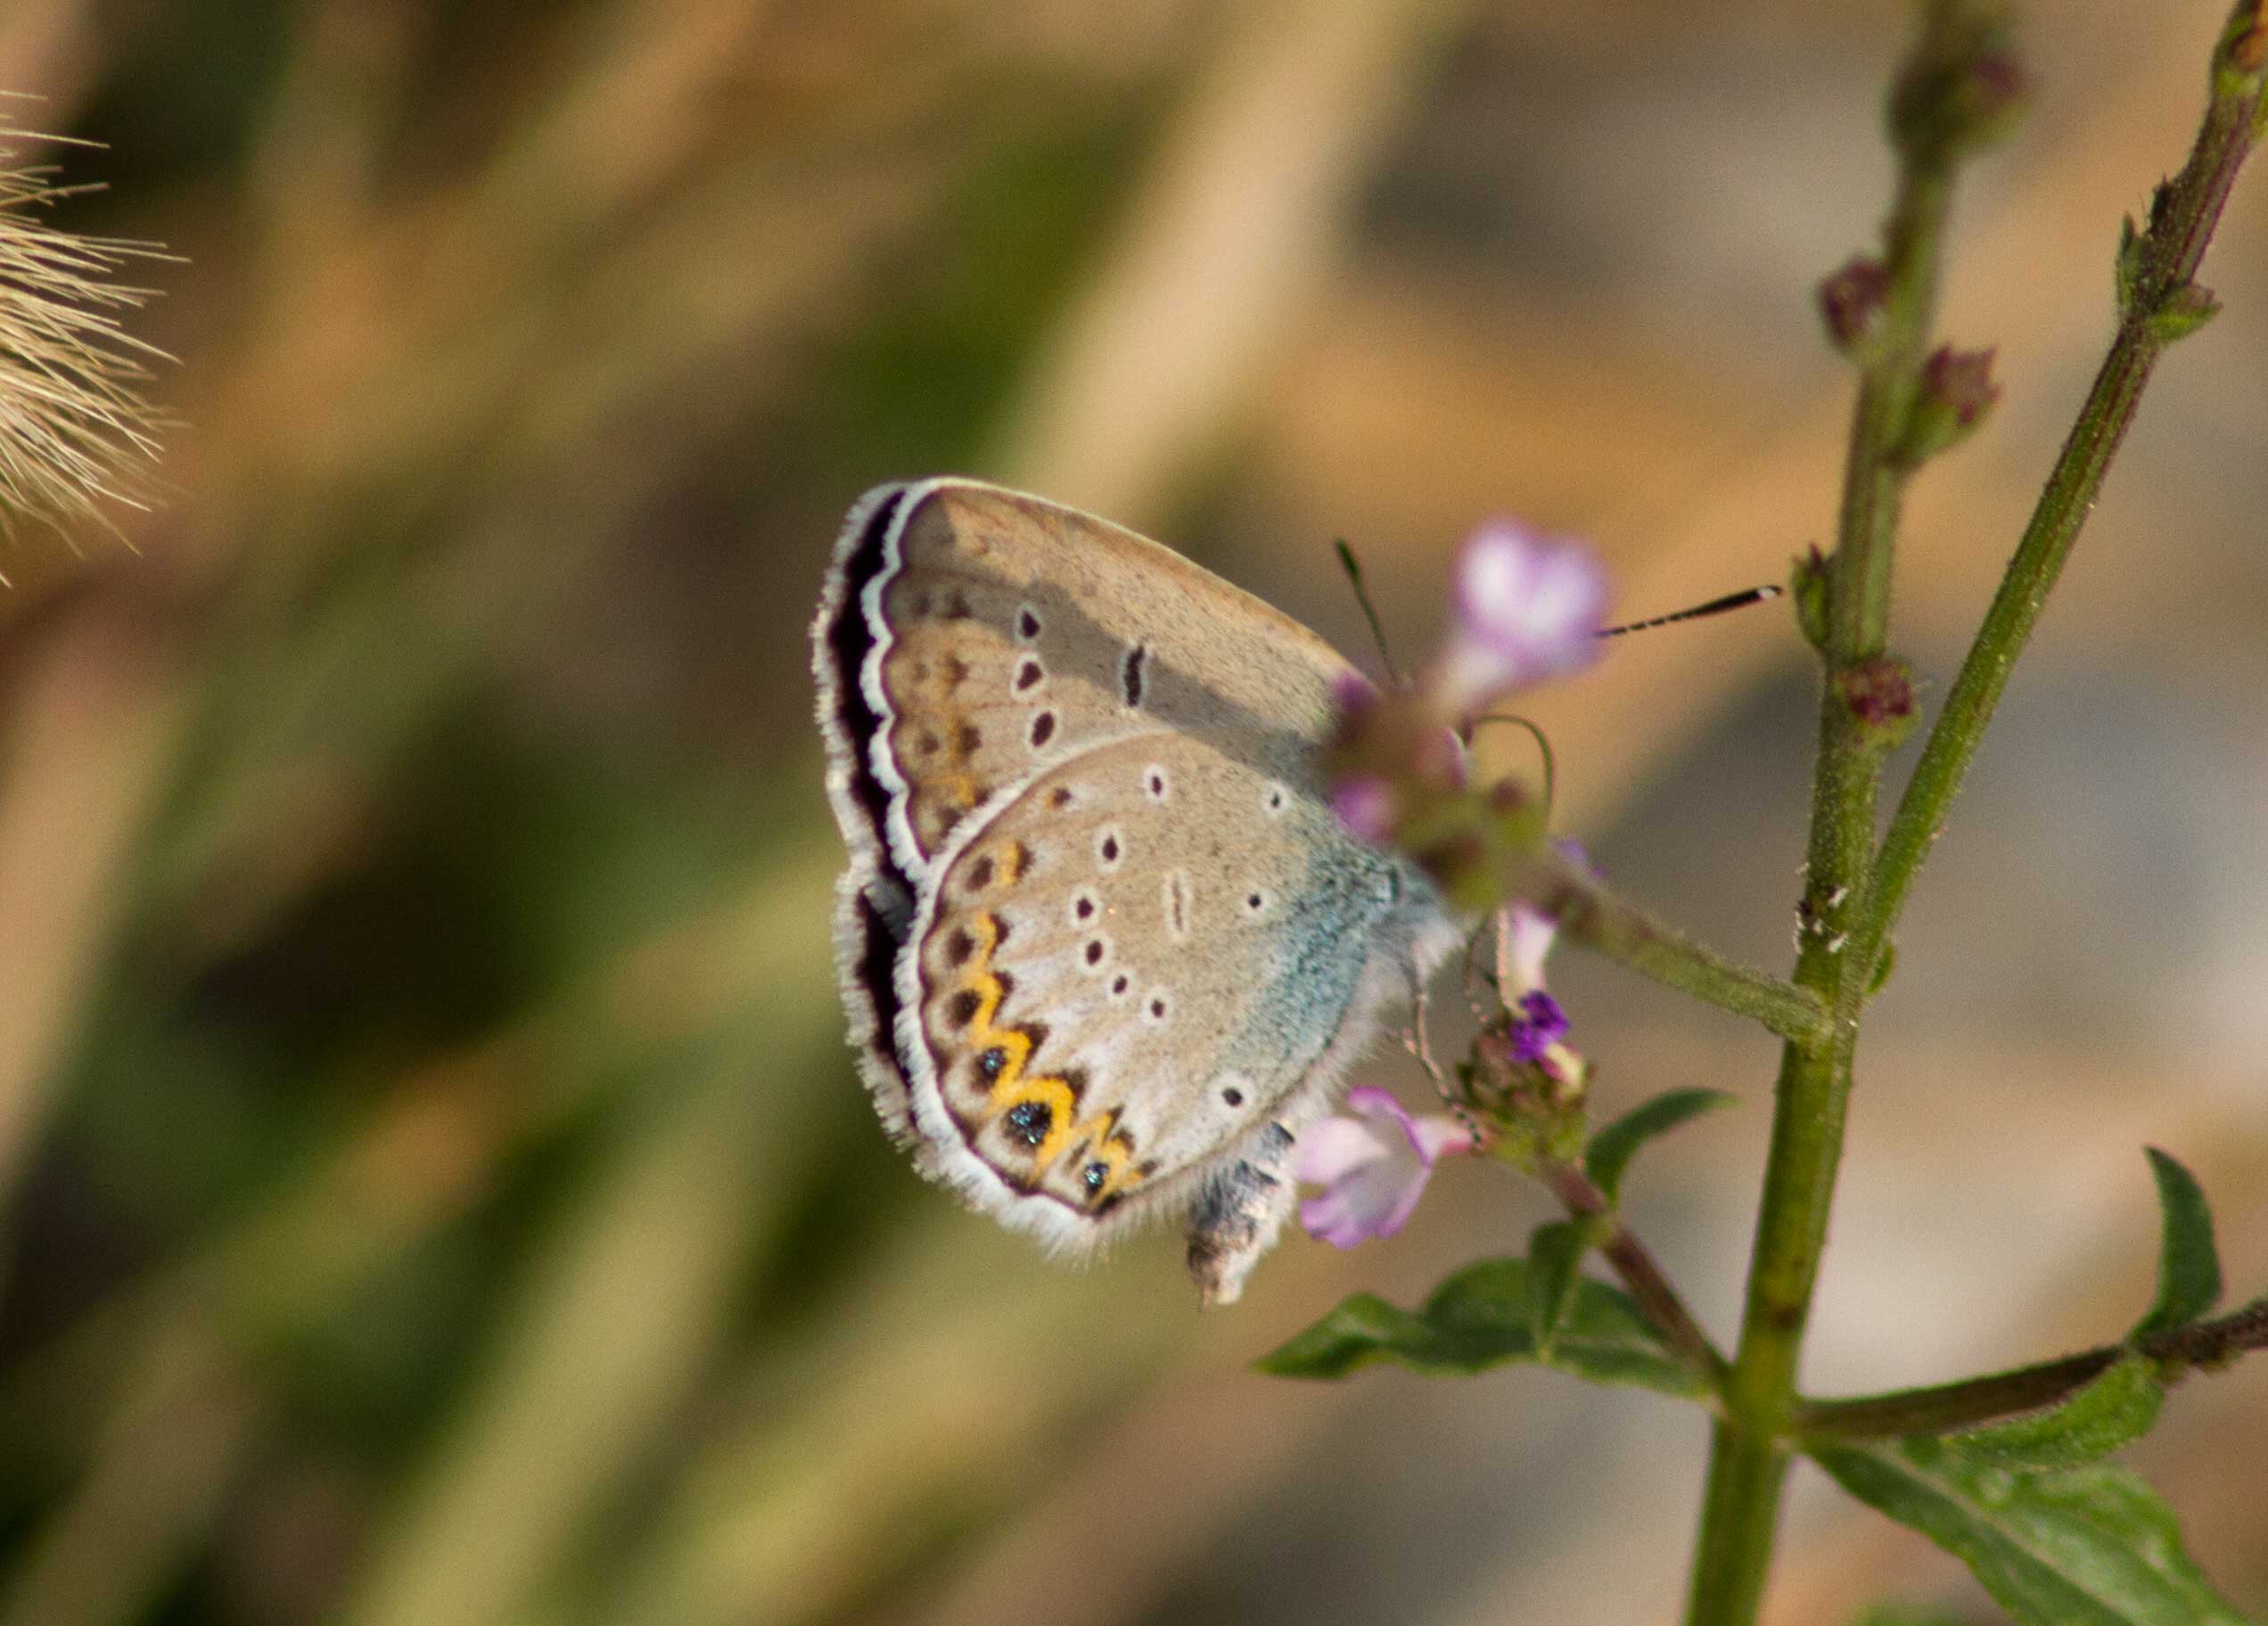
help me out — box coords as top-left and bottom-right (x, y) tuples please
(1296, 1087), (1474, 1247)
(1436, 521), (1608, 719)
(1502, 902), (1557, 998)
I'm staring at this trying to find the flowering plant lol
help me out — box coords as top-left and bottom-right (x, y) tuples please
(1260, 6), (2268, 1624)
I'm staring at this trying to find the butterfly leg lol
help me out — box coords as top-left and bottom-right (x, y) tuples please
(1401, 966), (1483, 1152)
(1185, 1118), (1305, 1307)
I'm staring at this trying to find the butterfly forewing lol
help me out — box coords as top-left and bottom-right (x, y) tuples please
(870, 484), (1353, 864)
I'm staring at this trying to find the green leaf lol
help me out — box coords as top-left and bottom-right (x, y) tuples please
(2145, 283), (2222, 344)
(1809, 1440), (2245, 1625)
(1847, 1605), (1973, 1626)
(1257, 1256), (1705, 1398)
(2115, 213), (2145, 315)
(2134, 1148), (2222, 1337)
(1584, 1088), (1737, 1204)
(1525, 1221), (1584, 1356)
(1865, 937), (1897, 997)
(1944, 1356), (2165, 1472)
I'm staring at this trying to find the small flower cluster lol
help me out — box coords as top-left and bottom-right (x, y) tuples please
(1323, 521), (1607, 912)
(1464, 902), (1591, 1170)
(1296, 519), (1611, 1247)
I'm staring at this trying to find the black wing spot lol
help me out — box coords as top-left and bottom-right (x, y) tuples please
(1004, 1100), (1053, 1146)
(1121, 645), (1147, 707)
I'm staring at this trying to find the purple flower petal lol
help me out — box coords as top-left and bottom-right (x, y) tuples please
(1551, 835), (1596, 876)
(1508, 990), (1569, 1063)
(1299, 1159), (1427, 1247)
(1294, 1114), (1393, 1187)
(1437, 521), (1609, 717)
(1329, 775), (1399, 844)
(1330, 668), (1379, 718)
(1405, 1112), (1475, 1164)
(1295, 1088), (1474, 1248)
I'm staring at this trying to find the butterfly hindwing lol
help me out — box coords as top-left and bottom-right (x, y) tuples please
(901, 734), (1406, 1229)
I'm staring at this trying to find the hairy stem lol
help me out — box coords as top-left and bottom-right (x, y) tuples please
(1537, 858), (1828, 1046)
(1687, 5), (1991, 1618)
(1851, 1), (2268, 988)
(1540, 1160), (1730, 1388)
(1689, 12), (2264, 1619)
(1796, 1298), (2268, 1440)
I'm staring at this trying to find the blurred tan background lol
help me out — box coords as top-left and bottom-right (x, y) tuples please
(0, 2), (2264, 1623)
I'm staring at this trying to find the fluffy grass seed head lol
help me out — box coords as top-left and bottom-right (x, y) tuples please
(0, 119), (171, 578)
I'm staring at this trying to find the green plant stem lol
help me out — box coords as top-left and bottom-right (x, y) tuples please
(1687, 12), (2264, 1619)
(1535, 859), (1827, 1046)
(1833, 178), (1951, 659)
(1538, 1160), (1730, 1389)
(1851, 4), (2268, 989)
(1686, 6), (1980, 1618)
(1796, 1298), (2268, 1440)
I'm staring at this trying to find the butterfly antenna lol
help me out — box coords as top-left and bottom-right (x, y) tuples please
(1597, 584), (1782, 638)
(1333, 538), (1401, 683)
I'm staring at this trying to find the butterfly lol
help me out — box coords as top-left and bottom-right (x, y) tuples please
(812, 480), (1459, 1303)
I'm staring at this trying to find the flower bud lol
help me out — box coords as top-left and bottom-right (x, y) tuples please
(1891, 12), (2028, 167)
(1834, 654), (1919, 752)
(1817, 256), (1891, 356)
(1895, 345), (2000, 465)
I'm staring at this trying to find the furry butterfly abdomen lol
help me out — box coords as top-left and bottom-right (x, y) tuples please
(813, 480), (1457, 1302)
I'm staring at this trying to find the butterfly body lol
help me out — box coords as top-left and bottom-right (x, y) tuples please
(813, 480), (1457, 1302)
